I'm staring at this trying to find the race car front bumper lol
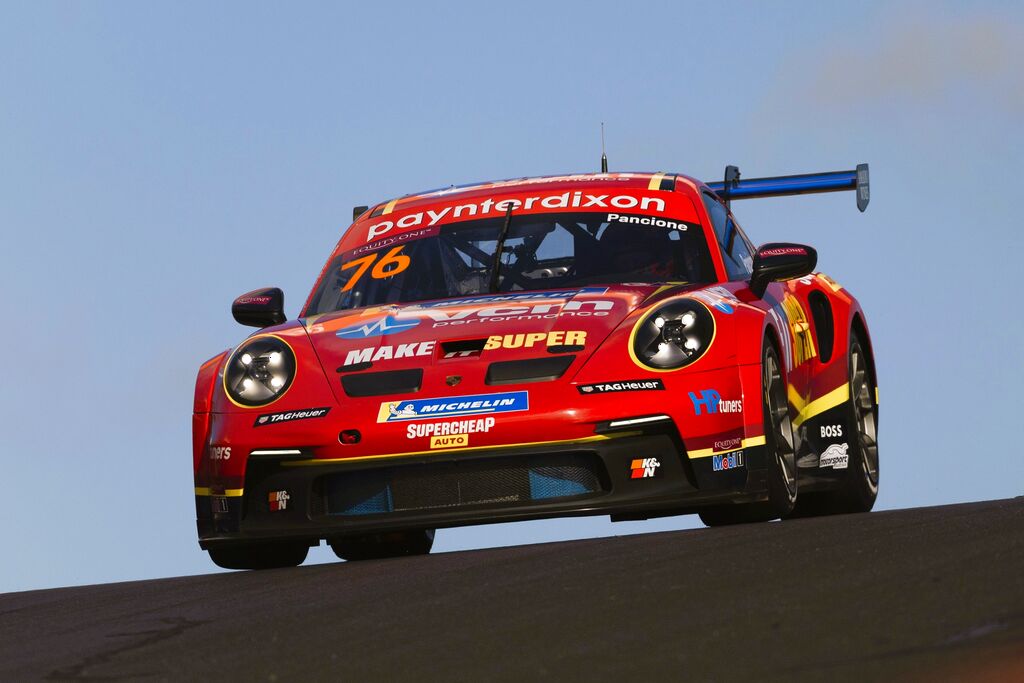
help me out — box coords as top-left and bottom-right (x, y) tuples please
(197, 419), (770, 549)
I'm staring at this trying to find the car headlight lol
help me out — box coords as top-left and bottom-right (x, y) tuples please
(630, 299), (715, 370)
(223, 335), (297, 407)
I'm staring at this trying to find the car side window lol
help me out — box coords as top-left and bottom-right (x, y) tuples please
(702, 192), (753, 280)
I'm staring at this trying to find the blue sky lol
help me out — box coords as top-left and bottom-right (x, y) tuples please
(2, 1), (1022, 593)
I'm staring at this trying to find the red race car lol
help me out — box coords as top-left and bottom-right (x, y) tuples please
(193, 165), (878, 569)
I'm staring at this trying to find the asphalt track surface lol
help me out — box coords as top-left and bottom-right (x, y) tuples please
(2, 499), (1022, 682)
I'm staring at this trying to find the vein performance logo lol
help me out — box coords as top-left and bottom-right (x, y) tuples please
(254, 407), (330, 428)
(336, 315), (421, 339)
(378, 391), (529, 423)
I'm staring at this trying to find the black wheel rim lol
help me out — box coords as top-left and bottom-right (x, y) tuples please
(764, 349), (796, 499)
(850, 342), (879, 489)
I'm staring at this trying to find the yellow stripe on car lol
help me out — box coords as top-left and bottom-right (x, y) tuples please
(194, 487), (244, 497)
(688, 435), (766, 459)
(792, 383), (850, 429)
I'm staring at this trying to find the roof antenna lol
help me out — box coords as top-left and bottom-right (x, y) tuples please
(600, 123), (608, 173)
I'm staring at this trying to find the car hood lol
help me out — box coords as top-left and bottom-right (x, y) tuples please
(300, 285), (694, 380)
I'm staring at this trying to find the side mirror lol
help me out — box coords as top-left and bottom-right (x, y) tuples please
(232, 288), (286, 328)
(749, 243), (817, 298)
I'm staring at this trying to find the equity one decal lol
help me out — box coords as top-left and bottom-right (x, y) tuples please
(366, 192), (668, 240)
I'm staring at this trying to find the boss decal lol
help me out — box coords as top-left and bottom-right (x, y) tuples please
(578, 379), (665, 394)
(254, 407), (331, 428)
(820, 424), (844, 438)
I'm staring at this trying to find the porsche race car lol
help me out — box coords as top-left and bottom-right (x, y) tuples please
(193, 165), (878, 569)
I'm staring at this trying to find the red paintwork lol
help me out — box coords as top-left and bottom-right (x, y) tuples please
(193, 172), (873, 498)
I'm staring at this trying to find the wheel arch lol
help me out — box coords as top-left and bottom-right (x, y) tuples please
(850, 312), (877, 388)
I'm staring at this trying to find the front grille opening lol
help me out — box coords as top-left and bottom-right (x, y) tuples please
(341, 368), (423, 397)
(485, 355), (575, 385)
(323, 452), (606, 516)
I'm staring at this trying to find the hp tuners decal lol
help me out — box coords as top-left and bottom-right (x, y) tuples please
(336, 315), (420, 339)
(689, 390), (742, 416)
(378, 391), (529, 423)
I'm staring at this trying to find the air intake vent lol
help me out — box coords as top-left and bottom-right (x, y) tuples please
(324, 452), (606, 516)
(341, 369), (423, 397)
(485, 355), (575, 386)
(440, 338), (488, 359)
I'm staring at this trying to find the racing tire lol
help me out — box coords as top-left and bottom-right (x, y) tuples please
(330, 529), (435, 562)
(789, 330), (879, 517)
(208, 542), (309, 570)
(699, 338), (798, 526)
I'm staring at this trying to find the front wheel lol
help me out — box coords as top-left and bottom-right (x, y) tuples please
(208, 542), (309, 570)
(330, 529), (435, 561)
(700, 339), (797, 526)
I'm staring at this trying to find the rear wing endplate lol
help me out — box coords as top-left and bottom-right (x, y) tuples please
(707, 163), (870, 212)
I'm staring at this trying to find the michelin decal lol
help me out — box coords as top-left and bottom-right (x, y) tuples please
(378, 391), (529, 423)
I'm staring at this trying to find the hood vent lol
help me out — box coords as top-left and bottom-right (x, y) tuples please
(342, 369), (423, 397)
(485, 355), (575, 386)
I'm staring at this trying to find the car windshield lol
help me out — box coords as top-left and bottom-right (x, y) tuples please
(305, 211), (716, 315)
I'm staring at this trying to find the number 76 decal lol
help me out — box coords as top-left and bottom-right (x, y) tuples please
(340, 246), (411, 292)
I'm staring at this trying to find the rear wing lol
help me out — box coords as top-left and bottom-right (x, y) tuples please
(707, 163), (870, 212)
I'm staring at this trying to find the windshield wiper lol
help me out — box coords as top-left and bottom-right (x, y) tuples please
(488, 203), (515, 293)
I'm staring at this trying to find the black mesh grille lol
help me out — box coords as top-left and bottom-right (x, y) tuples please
(341, 369), (423, 397)
(324, 452), (606, 516)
